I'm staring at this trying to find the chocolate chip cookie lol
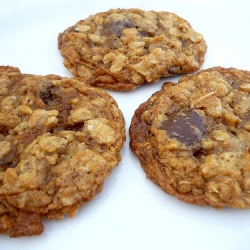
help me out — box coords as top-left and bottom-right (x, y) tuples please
(129, 67), (250, 209)
(0, 66), (125, 237)
(58, 8), (207, 91)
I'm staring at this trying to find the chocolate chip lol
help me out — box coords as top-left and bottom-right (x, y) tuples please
(159, 110), (205, 146)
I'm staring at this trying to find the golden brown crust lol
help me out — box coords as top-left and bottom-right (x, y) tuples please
(58, 8), (207, 91)
(130, 67), (250, 209)
(0, 66), (126, 237)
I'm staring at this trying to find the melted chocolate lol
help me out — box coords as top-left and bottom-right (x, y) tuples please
(159, 110), (206, 146)
(109, 20), (135, 37)
(40, 88), (53, 105)
(0, 145), (19, 170)
(64, 122), (85, 132)
(0, 124), (9, 136)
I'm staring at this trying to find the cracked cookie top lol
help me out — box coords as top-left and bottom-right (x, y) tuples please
(129, 67), (250, 209)
(0, 66), (125, 237)
(58, 8), (207, 91)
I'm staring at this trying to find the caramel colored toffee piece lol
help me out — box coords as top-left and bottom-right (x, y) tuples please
(129, 67), (250, 209)
(58, 8), (207, 91)
(0, 66), (125, 237)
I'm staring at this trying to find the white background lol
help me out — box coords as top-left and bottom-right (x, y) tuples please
(1, 0), (250, 249)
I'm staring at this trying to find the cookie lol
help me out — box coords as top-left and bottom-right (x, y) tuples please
(129, 67), (250, 209)
(58, 8), (207, 91)
(0, 66), (125, 237)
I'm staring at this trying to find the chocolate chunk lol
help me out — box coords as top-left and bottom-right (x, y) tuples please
(159, 110), (205, 146)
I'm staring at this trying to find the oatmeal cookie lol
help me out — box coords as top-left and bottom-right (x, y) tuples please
(58, 8), (207, 91)
(0, 66), (125, 237)
(129, 67), (250, 209)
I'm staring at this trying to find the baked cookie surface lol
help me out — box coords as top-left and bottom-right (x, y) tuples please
(129, 67), (250, 209)
(58, 8), (207, 91)
(0, 66), (125, 237)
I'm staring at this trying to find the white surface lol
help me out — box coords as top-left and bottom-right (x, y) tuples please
(1, 0), (250, 249)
